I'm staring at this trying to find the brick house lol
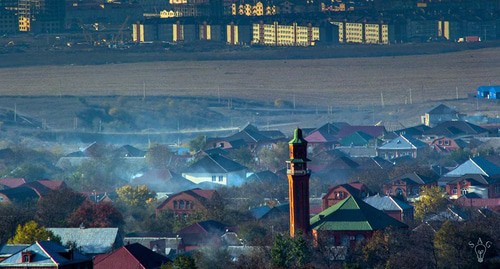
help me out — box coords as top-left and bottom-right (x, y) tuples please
(311, 196), (407, 249)
(155, 188), (220, 217)
(445, 174), (500, 199)
(429, 137), (468, 153)
(322, 182), (370, 210)
(383, 172), (438, 199)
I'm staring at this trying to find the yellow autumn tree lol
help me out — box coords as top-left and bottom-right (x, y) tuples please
(8, 220), (58, 244)
(414, 185), (448, 221)
(116, 185), (156, 207)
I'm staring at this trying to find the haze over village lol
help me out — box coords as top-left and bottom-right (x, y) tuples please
(0, 0), (500, 269)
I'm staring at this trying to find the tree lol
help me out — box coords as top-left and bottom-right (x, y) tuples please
(8, 163), (46, 182)
(171, 255), (197, 269)
(8, 220), (59, 244)
(0, 204), (34, 244)
(189, 135), (207, 153)
(270, 233), (311, 269)
(257, 142), (288, 172)
(414, 185), (448, 221)
(228, 147), (254, 169)
(68, 200), (124, 228)
(35, 188), (86, 227)
(116, 184), (156, 207)
(146, 143), (172, 169)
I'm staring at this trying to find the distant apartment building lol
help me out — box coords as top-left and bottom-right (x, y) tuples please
(226, 22), (252, 45)
(252, 22), (320, 46)
(133, 20), (197, 42)
(17, 0), (65, 32)
(231, 1), (276, 16)
(333, 20), (394, 44)
(0, 11), (17, 34)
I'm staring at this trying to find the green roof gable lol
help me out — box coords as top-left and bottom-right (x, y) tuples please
(310, 196), (407, 231)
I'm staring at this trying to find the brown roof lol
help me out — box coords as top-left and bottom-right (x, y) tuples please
(37, 180), (67, 190)
(0, 178), (26, 188)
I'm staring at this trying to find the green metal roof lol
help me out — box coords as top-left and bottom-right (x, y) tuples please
(310, 196), (408, 231)
(289, 128), (307, 145)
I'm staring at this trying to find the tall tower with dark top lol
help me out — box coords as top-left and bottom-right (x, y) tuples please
(287, 128), (311, 237)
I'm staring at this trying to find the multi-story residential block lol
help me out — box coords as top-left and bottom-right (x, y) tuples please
(252, 21), (320, 46)
(334, 20), (394, 44)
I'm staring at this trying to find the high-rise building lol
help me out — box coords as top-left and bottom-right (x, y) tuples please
(286, 128), (311, 237)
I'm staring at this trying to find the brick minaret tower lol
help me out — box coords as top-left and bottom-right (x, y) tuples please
(286, 128), (310, 237)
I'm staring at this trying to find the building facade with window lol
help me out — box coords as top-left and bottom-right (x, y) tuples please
(156, 188), (220, 217)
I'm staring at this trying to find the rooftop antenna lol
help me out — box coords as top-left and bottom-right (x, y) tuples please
(380, 92), (385, 107)
(409, 88), (413, 104)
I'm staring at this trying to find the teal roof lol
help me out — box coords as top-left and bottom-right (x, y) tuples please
(310, 196), (407, 231)
(340, 131), (374, 146)
(289, 128), (307, 145)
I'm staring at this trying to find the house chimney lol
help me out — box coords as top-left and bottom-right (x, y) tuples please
(286, 128), (311, 237)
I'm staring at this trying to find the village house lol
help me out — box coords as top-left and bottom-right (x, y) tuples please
(422, 120), (489, 139)
(428, 136), (470, 153)
(304, 122), (348, 153)
(124, 232), (185, 257)
(155, 188), (220, 218)
(177, 220), (235, 251)
(207, 124), (281, 152)
(377, 135), (428, 160)
(477, 85), (500, 99)
(93, 243), (171, 269)
(363, 194), (414, 222)
(441, 156), (500, 199)
(311, 196), (408, 249)
(181, 153), (247, 186)
(421, 104), (460, 127)
(47, 227), (122, 256)
(322, 182), (370, 210)
(383, 172), (439, 199)
(0, 241), (92, 269)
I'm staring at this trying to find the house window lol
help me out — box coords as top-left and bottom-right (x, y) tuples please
(212, 176), (216, 182)
(438, 140), (443, 145)
(495, 185), (500, 194)
(173, 201), (178, 209)
(185, 201), (190, 209)
(219, 176), (224, 182)
(444, 140), (450, 146)
(335, 192), (344, 199)
(452, 187), (457, 195)
(461, 188), (468, 196)
(179, 200), (185, 209)
(396, 188), (404, 196)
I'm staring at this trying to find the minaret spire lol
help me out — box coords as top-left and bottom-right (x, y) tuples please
(287, 128), (311, 237)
